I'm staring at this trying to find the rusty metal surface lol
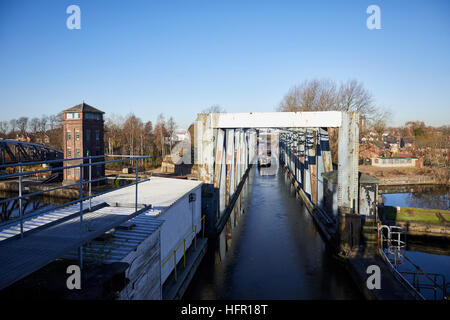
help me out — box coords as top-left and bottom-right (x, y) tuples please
(337, 112), (359, 212)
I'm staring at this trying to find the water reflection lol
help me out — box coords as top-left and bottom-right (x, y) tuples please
(184, 167), (362, 300)
(0, 191), (67, 223)
(382, 185), (449, 210)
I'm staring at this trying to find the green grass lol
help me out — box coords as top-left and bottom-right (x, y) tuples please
(384, 206), (450, 225)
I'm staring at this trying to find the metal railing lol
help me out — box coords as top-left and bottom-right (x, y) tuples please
(0, 154), (152, 240)
(161, 215), (206, 282)
(378, 223), (448, 300)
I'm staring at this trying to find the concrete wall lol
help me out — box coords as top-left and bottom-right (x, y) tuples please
(157, 185), (202, 283)
(118, 230), (162, 300)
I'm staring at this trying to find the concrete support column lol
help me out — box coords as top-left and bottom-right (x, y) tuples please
(304, 129), (312, 200)
(316, 129), (325, 209)
(214, 129), (226, 219)
(310, 130), (318, 205)
(194, 114), (217, 236)
(195, 114), (215, 184)
(337, 112), (359, 214)
(225, 129), (235, 206)
(320, 128), (333, 173)
(298, 129), (305, 189)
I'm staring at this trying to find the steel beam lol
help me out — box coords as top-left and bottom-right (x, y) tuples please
(210, 111), (343, 128)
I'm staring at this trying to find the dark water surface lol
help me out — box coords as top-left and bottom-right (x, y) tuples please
(184, 167), (362, 300)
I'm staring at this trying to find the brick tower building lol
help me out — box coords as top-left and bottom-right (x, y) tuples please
(62, 102), (105, 183)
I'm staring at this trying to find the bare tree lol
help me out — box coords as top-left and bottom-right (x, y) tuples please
(29, 117), (40, 136)
(154, 114), (167, 158)
(105, 114), (124, 155)
(166, 116), (177, 151)
(0, 121), (9, 138)
(202, 105), (226, 113)
(278, 79), (380, 121)
(279, 79), (390, 163)
(39, 115), (48, 134)
(9, 119), (17, 136)
(16, 117), (29, 137)
(123, 113), (143, 156)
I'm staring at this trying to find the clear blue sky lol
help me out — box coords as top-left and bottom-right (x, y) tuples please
(1, 0), (449, 129)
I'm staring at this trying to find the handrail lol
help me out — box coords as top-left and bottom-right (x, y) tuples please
(378, 223), (447, 300)
(0, 155), (148, 179)
(400, 253), (447, 299)
(0, 155), (152, 243)
(161, 215), (206, 282)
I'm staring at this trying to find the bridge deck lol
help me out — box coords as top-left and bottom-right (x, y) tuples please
(0, 204), (151, 290)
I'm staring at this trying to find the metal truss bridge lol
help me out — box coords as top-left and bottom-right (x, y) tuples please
(0, 140), (63, 166)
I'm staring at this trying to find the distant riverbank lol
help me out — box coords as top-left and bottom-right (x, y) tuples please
(359, 165), (446, 186)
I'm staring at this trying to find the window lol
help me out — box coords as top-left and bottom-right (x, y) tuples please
(75, 130), (80, 141)
(75, 167), (80, 178)
(67, 147), (72, 158)
(85, 113), (100, 120)
(67, 168), (72, 177)
(87, 129), (91, 141)
(76, 149), (81, 158)
(96, 130), (100, 141)
(67, 131), (71, 140)
(66, 112), (80, 119)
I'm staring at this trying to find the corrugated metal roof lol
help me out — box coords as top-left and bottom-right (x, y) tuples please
(62, 210), (163, 263)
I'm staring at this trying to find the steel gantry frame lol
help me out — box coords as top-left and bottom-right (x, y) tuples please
(194, 111), (359, 233)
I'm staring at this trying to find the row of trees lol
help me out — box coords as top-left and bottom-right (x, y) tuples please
(0, 112), (180, 167)
(0, 114), (64, 149)
(105, 113), (177, 167)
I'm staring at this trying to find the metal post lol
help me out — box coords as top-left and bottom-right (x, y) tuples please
(135, 158), (138, 212)
(316, 130), (319, 206)
(183, 239), (186, 268)
(79, 164), (83, 269)
(194, 225), (197, 250)
(202, 216), (205, 238)
(89, 157), (92, 211)
(174, 251), (177, 282)
(18, 163), (23, 239)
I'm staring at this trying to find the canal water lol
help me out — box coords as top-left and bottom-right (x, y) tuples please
(184, 167), (362, 299)
(382, 185), (449, 210)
